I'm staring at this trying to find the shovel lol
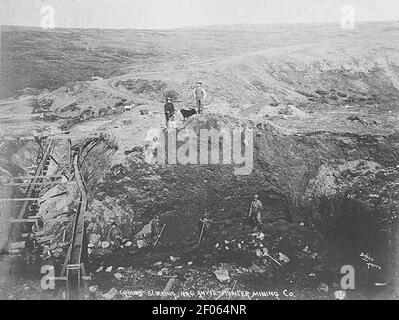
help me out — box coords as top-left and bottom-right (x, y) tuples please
(154, 224), (166, 247)
(198, 218), (212, 244)
(265, 253), (282, 267)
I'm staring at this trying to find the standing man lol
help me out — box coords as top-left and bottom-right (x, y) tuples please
(194, 81), (207, 114)
(150, 215), (164, 246)
(31, 216), (44, 234)
(164, 97), (175, 128)
(246, 194), (264, 232)
(150, 215), (162, 237)
(198, 212), (213, 243)
(107, 221), (123, 242)
(31, 220), (40, 234)
(107, 221), (123, 253)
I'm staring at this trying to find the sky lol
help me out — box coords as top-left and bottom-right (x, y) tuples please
(1, 0), (399, 29)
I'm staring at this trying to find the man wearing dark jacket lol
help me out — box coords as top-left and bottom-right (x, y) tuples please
(164, 97), (175, 128)
(150, 215), (164, 245)
(247, 194), (264, 232)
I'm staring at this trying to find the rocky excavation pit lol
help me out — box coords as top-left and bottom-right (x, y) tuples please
(3, 114), (390, 300)
(1, 104), (399, 300)
(1, 114), (398, 301)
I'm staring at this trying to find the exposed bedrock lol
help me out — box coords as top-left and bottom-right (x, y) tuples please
(81, 116), (399, 256)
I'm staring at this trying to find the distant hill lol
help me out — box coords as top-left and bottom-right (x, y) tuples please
(0, 26), (160, 99)
(1, 22), (398, 101)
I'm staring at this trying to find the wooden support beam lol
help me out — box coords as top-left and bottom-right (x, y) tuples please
(48, 191), (68, 199)
(0, 134), (102, 141)
(8, 141), (53, 246)
(1, 181), (75, 187)
(50, 134), (102, 140)
(0, 174), (64, 181)
(48, 277), (68, 281)
(0, 198), (42, 202)
(0, 113), (44, 118)
(0, 218), (37, 223)
(50, 154), (71, 178)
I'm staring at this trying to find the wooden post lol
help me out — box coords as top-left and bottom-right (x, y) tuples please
(391, 222), (399, 299)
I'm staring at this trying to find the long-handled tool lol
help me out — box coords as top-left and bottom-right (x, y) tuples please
(198, 218), (213, 244)
(198, 220), (206, 244)
(264, 250), (282, 267)
(244, 204), (253, 226)
(154, 224), (166, 247)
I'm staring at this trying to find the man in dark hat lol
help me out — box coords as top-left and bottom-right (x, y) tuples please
(164, 97), (175, 128)
(150, 215), (162, 237)
(107, 221), (122, 242)
(150, 215), (164, 245)
(107, 221), (123, 255)
(198, 212), (213, 243)
(193, 81), (207, 114)
(246, 194), (264, 232)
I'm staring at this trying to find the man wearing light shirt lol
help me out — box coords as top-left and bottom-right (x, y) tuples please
(193, 81), (207, 114)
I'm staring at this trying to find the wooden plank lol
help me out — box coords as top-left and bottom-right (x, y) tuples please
(50, 135), (102, 140)
(0, 114), (44, 118)
(9, 241), (26, 249)
(1, 181), (74, 187)
(0, 219), (37, 223)
(9, 141), (53, 244)
(0, 198), (42, 202)
(0, 134), (102, 141)
(48, 277), (67, 281)
(1, 174), (64, 181)
(37, 236), (55, 243)
(62, 150), (87, 278)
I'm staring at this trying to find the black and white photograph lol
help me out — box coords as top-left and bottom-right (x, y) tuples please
(0, 0), (399, 303)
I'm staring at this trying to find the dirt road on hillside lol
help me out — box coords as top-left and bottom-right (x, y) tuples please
(93, 39), (339, 98)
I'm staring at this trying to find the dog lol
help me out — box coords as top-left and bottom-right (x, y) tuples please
(79, 108), (95, 121)
(180, 108), (197, 120)
(124, 105), (134, 112)
(99, 108), (108, 116)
